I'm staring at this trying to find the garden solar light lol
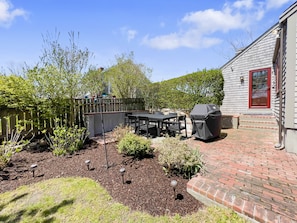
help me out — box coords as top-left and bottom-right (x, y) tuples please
(170, 180), (178, 199)
(85, 160), (91, 170)
(30, 164), (37, 177)
(120, 167), (126, 184)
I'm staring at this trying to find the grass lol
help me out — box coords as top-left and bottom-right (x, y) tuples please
(0, 177), (248, 223)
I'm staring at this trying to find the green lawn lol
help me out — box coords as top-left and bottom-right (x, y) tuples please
(0, 177), (248, 223)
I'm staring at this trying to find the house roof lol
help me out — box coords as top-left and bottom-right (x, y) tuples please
(273, 2), (297, 62)
(220, 23), (278, 70)
(279, 1), (297, 23)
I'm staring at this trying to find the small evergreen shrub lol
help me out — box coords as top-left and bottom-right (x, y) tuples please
(155, 136), (205, 178)
(117, 132), (152, 158)
(112, 124), (133, 142)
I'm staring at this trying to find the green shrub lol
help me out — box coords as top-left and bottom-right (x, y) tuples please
(117, 132), (152, 158)
(52, 147), (67, 156)
(0, 126), (33, 170)
(155, 136), (204, 178)
(112, 124), (133, 142)
(45, 124), (89, 156)
(0, 155), (7, 170)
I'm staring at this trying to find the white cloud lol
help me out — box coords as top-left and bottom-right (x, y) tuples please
(127, 29), (137, 41)
(0, 0), (27, 27)
(233, 0), (254, 9)
(120, 27), (137, 41)
(141, 30), (222, 50)
(142, 2), (257, 50)
(181, 8), (246, 33)
(142, 33), (181, 50)
(142, 0), (291, 50)
(266, 0), (294, 9)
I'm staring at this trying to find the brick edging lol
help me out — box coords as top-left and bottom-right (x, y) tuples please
(187, 176), (295, 223)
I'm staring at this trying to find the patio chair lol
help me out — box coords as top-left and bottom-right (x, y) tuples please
(127, 115), (139, 133)
(166, 115), (187, 138)
(168, 112), (177, 122)
(137, 116), (157, 138)
(124, 112), (133, 126)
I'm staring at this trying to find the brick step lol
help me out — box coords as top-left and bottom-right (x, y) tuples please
(239, 125), (278, 130)
(240, 118), (277, 123)
(239, 115), (278, 130)
(240, 120), (277, 127)
(239, 115), (276, 121)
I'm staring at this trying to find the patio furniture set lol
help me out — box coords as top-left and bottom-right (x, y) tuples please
(124, 104), (222, 140)
(125, 111), (187, 138)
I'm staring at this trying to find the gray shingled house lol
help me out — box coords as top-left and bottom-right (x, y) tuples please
(220, 2), (297, 154)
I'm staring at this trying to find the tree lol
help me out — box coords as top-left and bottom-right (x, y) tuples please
(37, 30), (93, 99)
(26, 31), (93, 123)
(144, 82), (161, 110)
(104, 52), (152, 98)
(82, 66), (106, 98)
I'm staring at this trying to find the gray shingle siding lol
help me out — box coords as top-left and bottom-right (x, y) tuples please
(295, 22), (297, 127)
(221, 25), (277, 115)
(282, 14), (297, 129)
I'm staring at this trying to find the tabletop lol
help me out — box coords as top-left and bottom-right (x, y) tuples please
(129, 113), (177, 121)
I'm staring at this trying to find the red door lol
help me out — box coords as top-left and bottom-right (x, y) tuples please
(249, 68), (271, 108)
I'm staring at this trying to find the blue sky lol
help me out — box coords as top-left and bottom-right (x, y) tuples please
(0, 0), (295, 82)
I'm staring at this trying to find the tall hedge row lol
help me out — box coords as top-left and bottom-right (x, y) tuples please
(153, 69), (224, 111)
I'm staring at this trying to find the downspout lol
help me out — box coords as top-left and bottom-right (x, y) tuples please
(275, 24), (284, 149)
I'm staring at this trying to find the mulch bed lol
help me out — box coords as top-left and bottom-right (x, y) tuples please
(0, 138), (204, 216)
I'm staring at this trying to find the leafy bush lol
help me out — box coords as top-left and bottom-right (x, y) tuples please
(155, 136), (204, 178)
(117, 132), (152, 158)
(0, 127), (33, 170)
(112, 124), (133, 142)
(0, 156), (6, 170)
(45, 124), (89, 156)
(0, 75), (36, 110)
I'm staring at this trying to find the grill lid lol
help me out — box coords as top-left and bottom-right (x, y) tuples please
(190, 104), (221, 120)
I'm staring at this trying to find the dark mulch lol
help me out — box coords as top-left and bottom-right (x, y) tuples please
(0, 138), (204, 216)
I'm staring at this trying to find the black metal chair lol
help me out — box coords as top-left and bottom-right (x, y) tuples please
(160, 112), (177, 135)
(124, 112), (132, 126)
(166, 115), (187, 138)
(137, 116), (157, 138)
(127, 115), (139, 133)
(168, 112), (177, 122)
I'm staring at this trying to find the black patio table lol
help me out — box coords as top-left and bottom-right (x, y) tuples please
(129, 113), (177, 136)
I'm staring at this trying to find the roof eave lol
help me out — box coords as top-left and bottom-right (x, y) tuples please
(279, 2), (297, 23)
(220, 23), (278, 70)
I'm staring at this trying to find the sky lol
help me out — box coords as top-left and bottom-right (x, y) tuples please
(0, 0), (295, 82)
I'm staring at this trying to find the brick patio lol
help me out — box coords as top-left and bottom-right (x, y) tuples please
(186, 128), (297, 223)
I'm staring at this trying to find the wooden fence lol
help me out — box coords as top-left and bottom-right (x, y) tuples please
(0, 98), (145, 140)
